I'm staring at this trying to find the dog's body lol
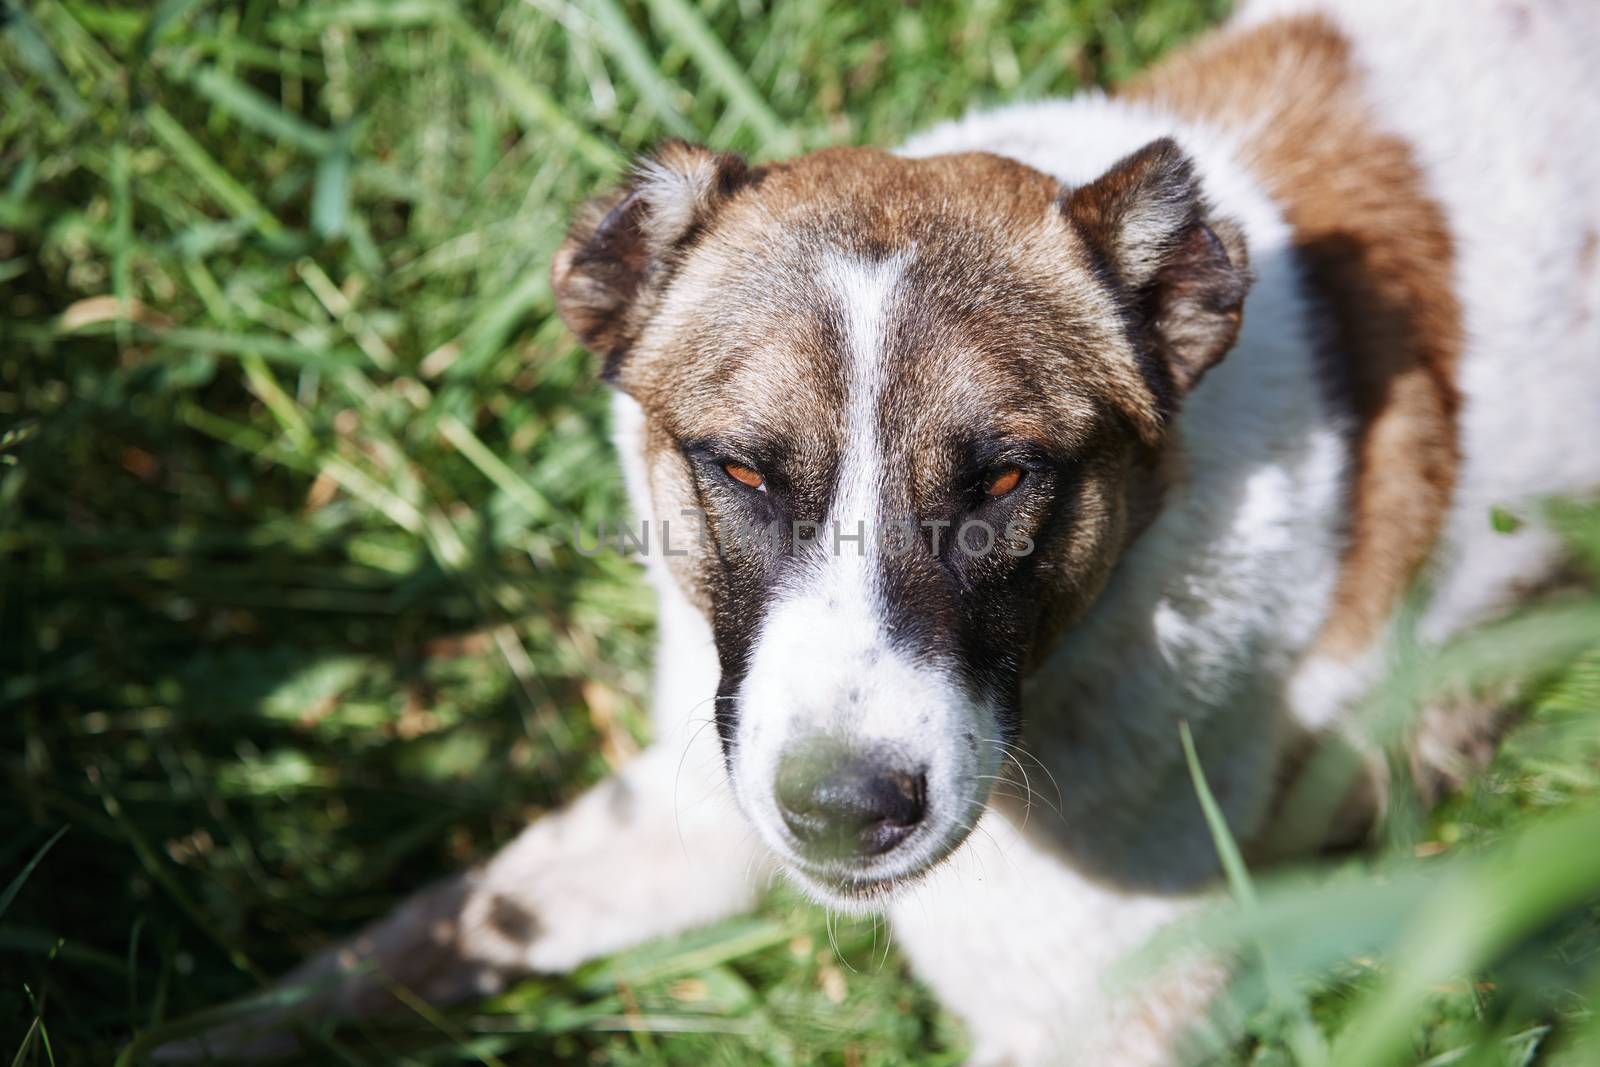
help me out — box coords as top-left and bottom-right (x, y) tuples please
(179, 2), (1600, 1064)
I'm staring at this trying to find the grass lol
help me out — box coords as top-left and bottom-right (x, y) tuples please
(1, 0), (1597, 1064)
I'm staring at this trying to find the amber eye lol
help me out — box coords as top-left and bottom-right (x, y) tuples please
(985, 466), (1024, 497)
(723, 462), (766, 492)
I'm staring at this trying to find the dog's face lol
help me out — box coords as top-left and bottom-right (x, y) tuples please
(554, 141), (1249, 906)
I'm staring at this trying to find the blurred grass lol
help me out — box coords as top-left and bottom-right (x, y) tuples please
(0, 0), (1596, 1065)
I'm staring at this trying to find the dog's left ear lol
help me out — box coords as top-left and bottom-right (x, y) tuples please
(552, 141), (754, 377)
(1062, 138), (1252, 413)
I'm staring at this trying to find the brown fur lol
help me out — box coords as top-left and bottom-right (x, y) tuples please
(1125, 16), (1465, 662)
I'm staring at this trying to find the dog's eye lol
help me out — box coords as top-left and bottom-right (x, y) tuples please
(723, 462), (766, 492)
(985, 466), (1024, 497)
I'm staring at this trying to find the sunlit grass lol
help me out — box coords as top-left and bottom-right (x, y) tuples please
(2, 1), (1596, 1064)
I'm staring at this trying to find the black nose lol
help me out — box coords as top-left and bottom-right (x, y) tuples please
(775, 741), (927, 859)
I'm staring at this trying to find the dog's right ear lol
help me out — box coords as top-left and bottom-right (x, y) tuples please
(552, 141), (753, 377)
(1062, 138), (1251, 438)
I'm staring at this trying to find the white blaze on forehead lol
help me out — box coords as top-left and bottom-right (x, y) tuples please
(822, 249), (911, 591)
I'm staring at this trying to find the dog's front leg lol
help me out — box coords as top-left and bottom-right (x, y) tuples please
(309, 741), (758, 999)
(162, 737), (761, 1058)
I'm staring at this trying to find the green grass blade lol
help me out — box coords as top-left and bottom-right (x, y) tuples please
(437, 415), (557, 524)
(0, 827), (68, 921)
(134, 0), (207, 61)
(445, 268), (552, 380)
(8, 1017), (41, 1067)
(1327, 805), (1600, 1067)
(1180, 721), (1256, 906)
(4, 4), (87, 121)
(578, 0), (697, 140)
(445, 15), (621, 173)
(1182, 723), (1326, 1066)
(312, 128), (354, 238)
(267, 0), (450, 34)
(110, 138), (134, 350)
(143, 104), (287, 239)
(143, 327), (368, 370)
(180, 63), (337, 155)
(574, 917), (796, 992)
(641, 0), (796, 153)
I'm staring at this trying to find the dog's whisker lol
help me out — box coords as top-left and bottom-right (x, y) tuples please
(672, 711), (724, 861)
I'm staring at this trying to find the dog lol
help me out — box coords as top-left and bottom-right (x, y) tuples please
(171, 1), (1600, 1063)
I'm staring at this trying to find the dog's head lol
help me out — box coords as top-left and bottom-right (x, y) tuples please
(553, 140), (1249, 906)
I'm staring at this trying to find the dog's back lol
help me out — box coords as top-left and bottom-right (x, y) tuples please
(1231, 0), (1600, 642)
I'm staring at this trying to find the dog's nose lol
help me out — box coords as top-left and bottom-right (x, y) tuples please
(775, 741), (926, 859)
